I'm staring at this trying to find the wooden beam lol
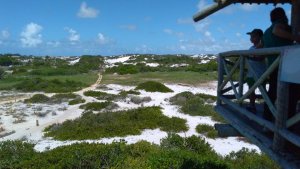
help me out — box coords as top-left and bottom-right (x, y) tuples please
(214, 123), (242, 137)
(219, 57), (240, 92)
(287, 113), (300, 128)
(193, 0), (233, 22)
(220, 96), (275, 131)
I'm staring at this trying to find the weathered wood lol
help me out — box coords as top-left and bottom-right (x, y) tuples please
(279, 129), (300, 147)
(238, 57), (280, 118)
(221, 82), (240, 94)
(214, 123), (242, 137)
(238, 55), (245, 99)
(193, 0), (233, 22)
(287, 113), (300, 128)
(217, 56), (224, 105)
(273, 55), (290, 152)
(220, 96), (275, 131)
(215, 105), (299, 169)
(219, 57), (240, 91)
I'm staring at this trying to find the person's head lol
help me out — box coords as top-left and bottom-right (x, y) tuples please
(247, 29), (263, 45)
(270, 7), (288, 24)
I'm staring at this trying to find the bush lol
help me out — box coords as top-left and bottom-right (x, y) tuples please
(79, 102), (112, 111)
(225, 148), (280, 169)
(196, 124), (218, 139)
(44, 107), (187, 140)
(83, 90), (116, 100)
(135, 81), (173, 93)
(69, 98), (85, 105)
(24, 94), (50, 103)
(170, 92), (225, 123)
(14, 78), (84, 93)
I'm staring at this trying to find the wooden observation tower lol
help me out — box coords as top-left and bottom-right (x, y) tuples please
(193, 1), (300, 169)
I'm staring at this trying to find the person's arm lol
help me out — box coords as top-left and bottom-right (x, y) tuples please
(273, 23), (300, 42)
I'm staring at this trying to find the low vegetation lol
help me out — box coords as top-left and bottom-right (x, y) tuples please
(135, 81), (173, 93)
(83, 90), (116, 100)
(196, 124), (218, 139)
(68, 98), (85, 105)
(24, 93), (80, 104)
(102, 71), (217, 86)
(79, 101), (113, 111)
(170, 92), (225, 123)
(44, 107), (188, 140)
(0, 55), (102, 92)
(0, 135), (280, 169)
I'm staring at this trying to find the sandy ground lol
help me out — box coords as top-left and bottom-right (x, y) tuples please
(0, 77), (260, 156)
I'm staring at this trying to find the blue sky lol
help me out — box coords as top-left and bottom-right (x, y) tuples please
(0, 0), (291, 56)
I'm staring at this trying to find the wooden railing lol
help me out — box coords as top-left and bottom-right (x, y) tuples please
(215, 45), (300, 169)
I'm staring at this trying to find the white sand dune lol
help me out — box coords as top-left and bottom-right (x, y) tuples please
(0, 79), (260, 156)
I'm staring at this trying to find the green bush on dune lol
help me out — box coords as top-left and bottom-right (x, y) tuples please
(44, 106), (188, 140)
(135, 81), (173, 93)
(0, 135), (279, 169)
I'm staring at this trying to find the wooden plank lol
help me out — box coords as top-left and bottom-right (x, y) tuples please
(287, 113), (300, 128)
(219, 57), (240, 91)
(217, 56), (224, 105)
(222, 58), (239, 99)
(214, 123), (242, 137)
(220, 96), (275, 131)
(215, 105), (299, 169)
(279, 129), (300, 147)
(238, 55), (245, 99)
(221, 82), (240, 94)
(238, 57), (280, 118)
(219, 46), (284, 57)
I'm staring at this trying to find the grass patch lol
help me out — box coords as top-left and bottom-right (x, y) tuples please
(196, 124), (218, 139)
(79, 102), (112, 111)
(135, 81), (173, 93)
(0, 72), (98, 91)
(102, 71), (217, 86)
(68, 98), (85, 105)
(170, 92), (226, 123)
(24, 93), (80, 104)
(83, 90), (116, 100)
(44, 107), (188, 140)
(24, 94), (50, 103)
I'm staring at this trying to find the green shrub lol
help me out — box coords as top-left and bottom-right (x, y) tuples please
(83, 90), (116, 100)
(135, 81), (173, 93)
(44, 107), (187, 140)
(79, 102), (111, 111)
(0, 140), (36, 168)
(196, 124), (218, 139)
(14, 78), (84, 93)
(225, 148), (280, 169)
(69, 98), (85, 105)
(170, 92), (225, 123)
(24, 94), (50, 103)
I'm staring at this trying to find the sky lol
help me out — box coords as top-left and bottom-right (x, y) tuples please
(0, 0), (292, 56)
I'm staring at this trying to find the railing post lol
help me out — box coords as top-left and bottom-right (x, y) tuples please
(238, 55), (245, 100)
(273, 56), (289, 152)
(217, 55), (224, 105)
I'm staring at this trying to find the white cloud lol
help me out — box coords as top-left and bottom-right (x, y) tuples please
(120, 24), (137, 31)
(20, 22), (43, 47)
(194, 19), (210, 33)
(97, 33), (110, 44)
(177, 18), (193, 24)
(65, 27), (80, 44)
(239, 4), (257, 11)
(77, 2), (99, 18)
(236, 32), (241, 37)
(47, 41), (60, 47)
(163, 29), (173, 34)
(204, 31), (211, 37)
(197, 0), (211, 11)
(1, 30), (10, 39)
(135, 44), (152, 53)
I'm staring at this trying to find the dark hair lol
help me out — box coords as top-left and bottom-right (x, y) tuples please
(270, 7), (288, 24)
